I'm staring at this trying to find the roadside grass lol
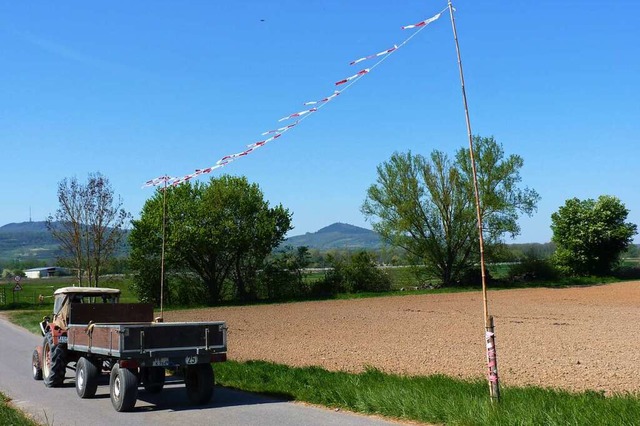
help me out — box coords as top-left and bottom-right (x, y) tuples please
(215, 360), (640, 426)
(0, 392), (38, 426)
(7, 307), (51, 335)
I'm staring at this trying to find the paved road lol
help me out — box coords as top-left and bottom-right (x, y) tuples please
(0, 317), (403, 426)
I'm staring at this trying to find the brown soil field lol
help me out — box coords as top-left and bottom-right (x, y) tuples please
(164, 281), (640, 394)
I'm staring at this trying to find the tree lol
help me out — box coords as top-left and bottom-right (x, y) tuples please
(47, 173), (130, 287)
(129, 176), (292, 305)
(362, 136), (539, 286)
(551, 195), (637, 276)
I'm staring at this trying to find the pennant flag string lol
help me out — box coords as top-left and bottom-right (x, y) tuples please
(335, 69), (369, 86)
(278, 107), (318, 122)
(349, 45), (397, 66)
(143, 4), (448, 188)
(261, 122), (299, 135)
(303, 91), (341, 105)
(401, 12), (442, 30)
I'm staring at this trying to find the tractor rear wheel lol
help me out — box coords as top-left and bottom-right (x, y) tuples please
(42, 333), (65, 387)
(76, 357), (99, 398)
(110, 364), (138, 412)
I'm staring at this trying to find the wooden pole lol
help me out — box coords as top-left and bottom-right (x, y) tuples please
(447, 0), (500, 401)
(159, 178), (167, 321)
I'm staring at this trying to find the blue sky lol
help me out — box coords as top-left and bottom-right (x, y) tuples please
(1, 0), (638, 243)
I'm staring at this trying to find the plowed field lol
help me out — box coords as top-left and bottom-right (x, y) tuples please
(164, 281), (640, 394)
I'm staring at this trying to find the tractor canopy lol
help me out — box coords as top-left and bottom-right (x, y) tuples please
(52, 287), (121, 327)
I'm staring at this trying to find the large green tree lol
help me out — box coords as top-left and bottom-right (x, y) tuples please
(129, 176), (292, 305)
(551, 195), (637, 276)
(362, 136), (539, 286)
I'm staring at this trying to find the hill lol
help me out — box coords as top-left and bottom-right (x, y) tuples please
(284, 222), (382, 250)
(0, 221), (381, 262)
(0, 221), (130, 262)
(0, 221), (61, 261)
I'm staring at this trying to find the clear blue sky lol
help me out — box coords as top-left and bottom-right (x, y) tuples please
(1, 0), (638, 243)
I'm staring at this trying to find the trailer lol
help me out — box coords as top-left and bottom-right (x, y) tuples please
(32, 287), (227, 412)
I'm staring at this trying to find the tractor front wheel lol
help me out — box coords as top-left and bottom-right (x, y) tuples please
(42, 333), (65, 387)
(31, 350), (42, 380)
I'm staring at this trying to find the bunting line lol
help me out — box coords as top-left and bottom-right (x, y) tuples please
(278, 107), (317, 122)
(303, 91), (341, 105)
(143, 5), (449, 188)
(349, 45), (397, 66)
(261, 122), (298, 135)
(335, 69), (369, 86)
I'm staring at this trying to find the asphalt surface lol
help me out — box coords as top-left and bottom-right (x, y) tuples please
(0, 317), (403, 426)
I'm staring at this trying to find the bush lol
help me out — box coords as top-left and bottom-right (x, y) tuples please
(310, 271), (342, 298)
(346, 251), (392, 292)
(456, 266), (492, 287)
(508, 252), (561, 282)
(613, 265), (640, 280)
(259, 247), (312, 301)
(260, 264), (308, 301)
(316, 251), (392, 295)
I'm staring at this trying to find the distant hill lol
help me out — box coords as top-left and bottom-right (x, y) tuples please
(284, 223), (382, 250)
(0, 221), (61, 261)
(0, 221), (129, 262)
(0, 221), (382, 261)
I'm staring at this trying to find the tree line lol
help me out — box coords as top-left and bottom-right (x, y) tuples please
(44, 136), (638, 306)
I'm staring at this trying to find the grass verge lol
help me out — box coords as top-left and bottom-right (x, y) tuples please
(215, 360), (640, 426)
(0, 392), (38, 426)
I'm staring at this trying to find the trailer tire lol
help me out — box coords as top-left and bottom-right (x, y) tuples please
(141, 367), (165, 394)
(185, 364), (214, 405)
(110, 364), (138, 412)
(32, 350), (43, 380)
(43, 333), (65, 387)
(76, 357), (99, 398)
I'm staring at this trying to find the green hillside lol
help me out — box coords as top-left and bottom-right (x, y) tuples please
(284, 222), (382, 250)
(0, 222), (61, 261)
(0, 221), (382, 261)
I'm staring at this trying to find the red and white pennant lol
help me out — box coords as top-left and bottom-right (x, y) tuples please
(401, 12), (442, 30)
(350, 45), (397, 66)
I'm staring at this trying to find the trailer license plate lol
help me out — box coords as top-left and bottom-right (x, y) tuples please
(152, 357), (169, 367)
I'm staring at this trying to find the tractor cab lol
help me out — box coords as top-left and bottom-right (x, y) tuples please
(41, 287), (121, 335)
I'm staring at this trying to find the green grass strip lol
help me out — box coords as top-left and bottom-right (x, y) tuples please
(0, 392), (38, 426)
(215, 360), (640, 426)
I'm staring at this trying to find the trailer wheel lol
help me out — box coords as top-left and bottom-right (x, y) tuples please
(31, 350), (43, 380)
(42, 333), (65, 387)
(110, 364), (138, 412)
(76, 357), (99, 398)
(185, 364), (214, 405)
(141, 367), (165, 393)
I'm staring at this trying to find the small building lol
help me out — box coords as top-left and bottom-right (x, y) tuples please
(24, 267), (67, 279)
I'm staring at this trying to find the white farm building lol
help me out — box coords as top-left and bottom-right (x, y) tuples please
(24, 267), (67, 279)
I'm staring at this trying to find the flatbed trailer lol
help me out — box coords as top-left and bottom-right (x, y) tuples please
(32, 287), (228, 412)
